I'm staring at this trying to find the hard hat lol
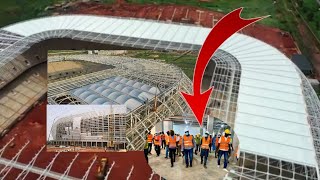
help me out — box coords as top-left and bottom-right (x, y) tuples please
(184, 128), (189, 132)
(225, 129), (231, 134)
(205, 131), (209, 135)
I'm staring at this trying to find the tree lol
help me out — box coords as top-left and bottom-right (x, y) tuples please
(307, 12), (314, 21)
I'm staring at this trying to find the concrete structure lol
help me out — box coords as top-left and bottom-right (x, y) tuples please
(48, 105), (127, 149)
(0, 15), (319, 179)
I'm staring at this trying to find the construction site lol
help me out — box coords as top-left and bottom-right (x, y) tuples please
(47, 105), (127, 152)
(0, 1), (319, 180)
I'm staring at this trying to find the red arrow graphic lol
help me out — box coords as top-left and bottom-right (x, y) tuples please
(180, 8), (268, 126)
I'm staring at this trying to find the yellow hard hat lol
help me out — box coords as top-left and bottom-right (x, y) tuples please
(225, 129), (231, 134)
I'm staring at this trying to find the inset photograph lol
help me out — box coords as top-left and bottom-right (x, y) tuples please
(147, 116), (239, 180)
(47, 105), (127, 152)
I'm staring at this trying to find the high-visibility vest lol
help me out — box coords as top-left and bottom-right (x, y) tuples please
(219, 136), (230, 151)
(178, 138), (182, 146)
(201, 137), (210, 149)
(165, 135), (169, 145)
(144, 140), (149, 149)
(161, 134), (165, 140)
(183, 135), (193, 149)
(147, 134), (153, 143)
(215, 137), (219, 147)
(168, 135), (177, 148)
(154, 135), (160, 146)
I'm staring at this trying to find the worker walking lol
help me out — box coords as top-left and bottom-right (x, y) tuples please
(209, 134), (212, 153)
(154, 132), (161, 156)
(212, 132), (217, 155)
(161, 132), (166, 149)
(215, 133), (221, 158)
(217, 129), (232, 171)
(182, 129), (195, 168)
(194, 133), (201, 155)
(168, 130), (177, 167)
(165, 131), (170, 158)
(144, 135), (149, 163)
(176, 134), (182, 156)
(200, 131), (210, 168)
(147, 131), (153, 155)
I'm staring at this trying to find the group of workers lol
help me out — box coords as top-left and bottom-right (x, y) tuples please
(144, 129), (235, 171)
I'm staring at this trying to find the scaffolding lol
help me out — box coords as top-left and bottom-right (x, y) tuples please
(49, 106), (127, 149)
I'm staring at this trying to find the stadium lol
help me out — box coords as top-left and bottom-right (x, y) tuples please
(0, 14), (319, 180)
(47, 105), (127, 151)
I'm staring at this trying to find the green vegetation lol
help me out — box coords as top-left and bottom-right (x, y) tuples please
(0, 0), (58, 28)
(125, 0), (286, 30)
(0, 0), (115, 28)
(127, 50), (197, 79)
(296, 0), (320, 41)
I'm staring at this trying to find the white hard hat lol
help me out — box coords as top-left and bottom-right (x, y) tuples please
(205, 131), (209, 134)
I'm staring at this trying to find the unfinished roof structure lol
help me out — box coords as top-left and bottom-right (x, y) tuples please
(0, 15), (319, 179)
(48, 105), (127, 148)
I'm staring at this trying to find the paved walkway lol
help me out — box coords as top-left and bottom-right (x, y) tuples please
(149, 148), (234, 180)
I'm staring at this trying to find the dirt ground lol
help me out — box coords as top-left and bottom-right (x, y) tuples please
(48, 61), (83, 74)
(57, 1), (299, 59)
(0, 101), (160, 180)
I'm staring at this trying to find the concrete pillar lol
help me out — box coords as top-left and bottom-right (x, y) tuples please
(163, 121), (173, 133)
(155, 121), (163, 133)
(206, 115), (214, 134)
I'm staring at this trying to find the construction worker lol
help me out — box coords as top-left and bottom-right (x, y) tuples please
(217, 129), (232, 171)
(194, 133), (201, 155)
(215, 133), (221, 158)
(209, 134), (212, 153)
(234, 145), (240, 162)
(147, 131), (153, 154)
(182, 129), (195, 168)
(212, 132), (217, 155)
(176, 134), (182, 156)
(144, 135), (149, 163)
(154, 132), (161, 156)
(200, 131), (210, 168)
(168, 130), (177, 167)
(165, 131), (170, 158)
(161, 132), (166, 149)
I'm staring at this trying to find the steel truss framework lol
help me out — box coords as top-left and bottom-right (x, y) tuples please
(231, 152), (318, 180)
(0, 16), (319, 180)
(50, 107), (126, 146)
(47, 54), (192, 150)
(0, 137), (143, 179)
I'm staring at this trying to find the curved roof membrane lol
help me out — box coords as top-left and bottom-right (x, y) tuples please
(70, 76), (159, 111)
(1, 15), (320, 177)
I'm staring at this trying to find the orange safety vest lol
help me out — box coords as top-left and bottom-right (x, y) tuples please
(215, 137), (219, 147)
(219, 136), (230, 151)
(165, 135), (169, 145)
(147, 134), (153, 143)
(183, 135), (193, 149)
(154, 135), (160, 146)
(201, 137), (210, 149)
(168, 135), (177, 148)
